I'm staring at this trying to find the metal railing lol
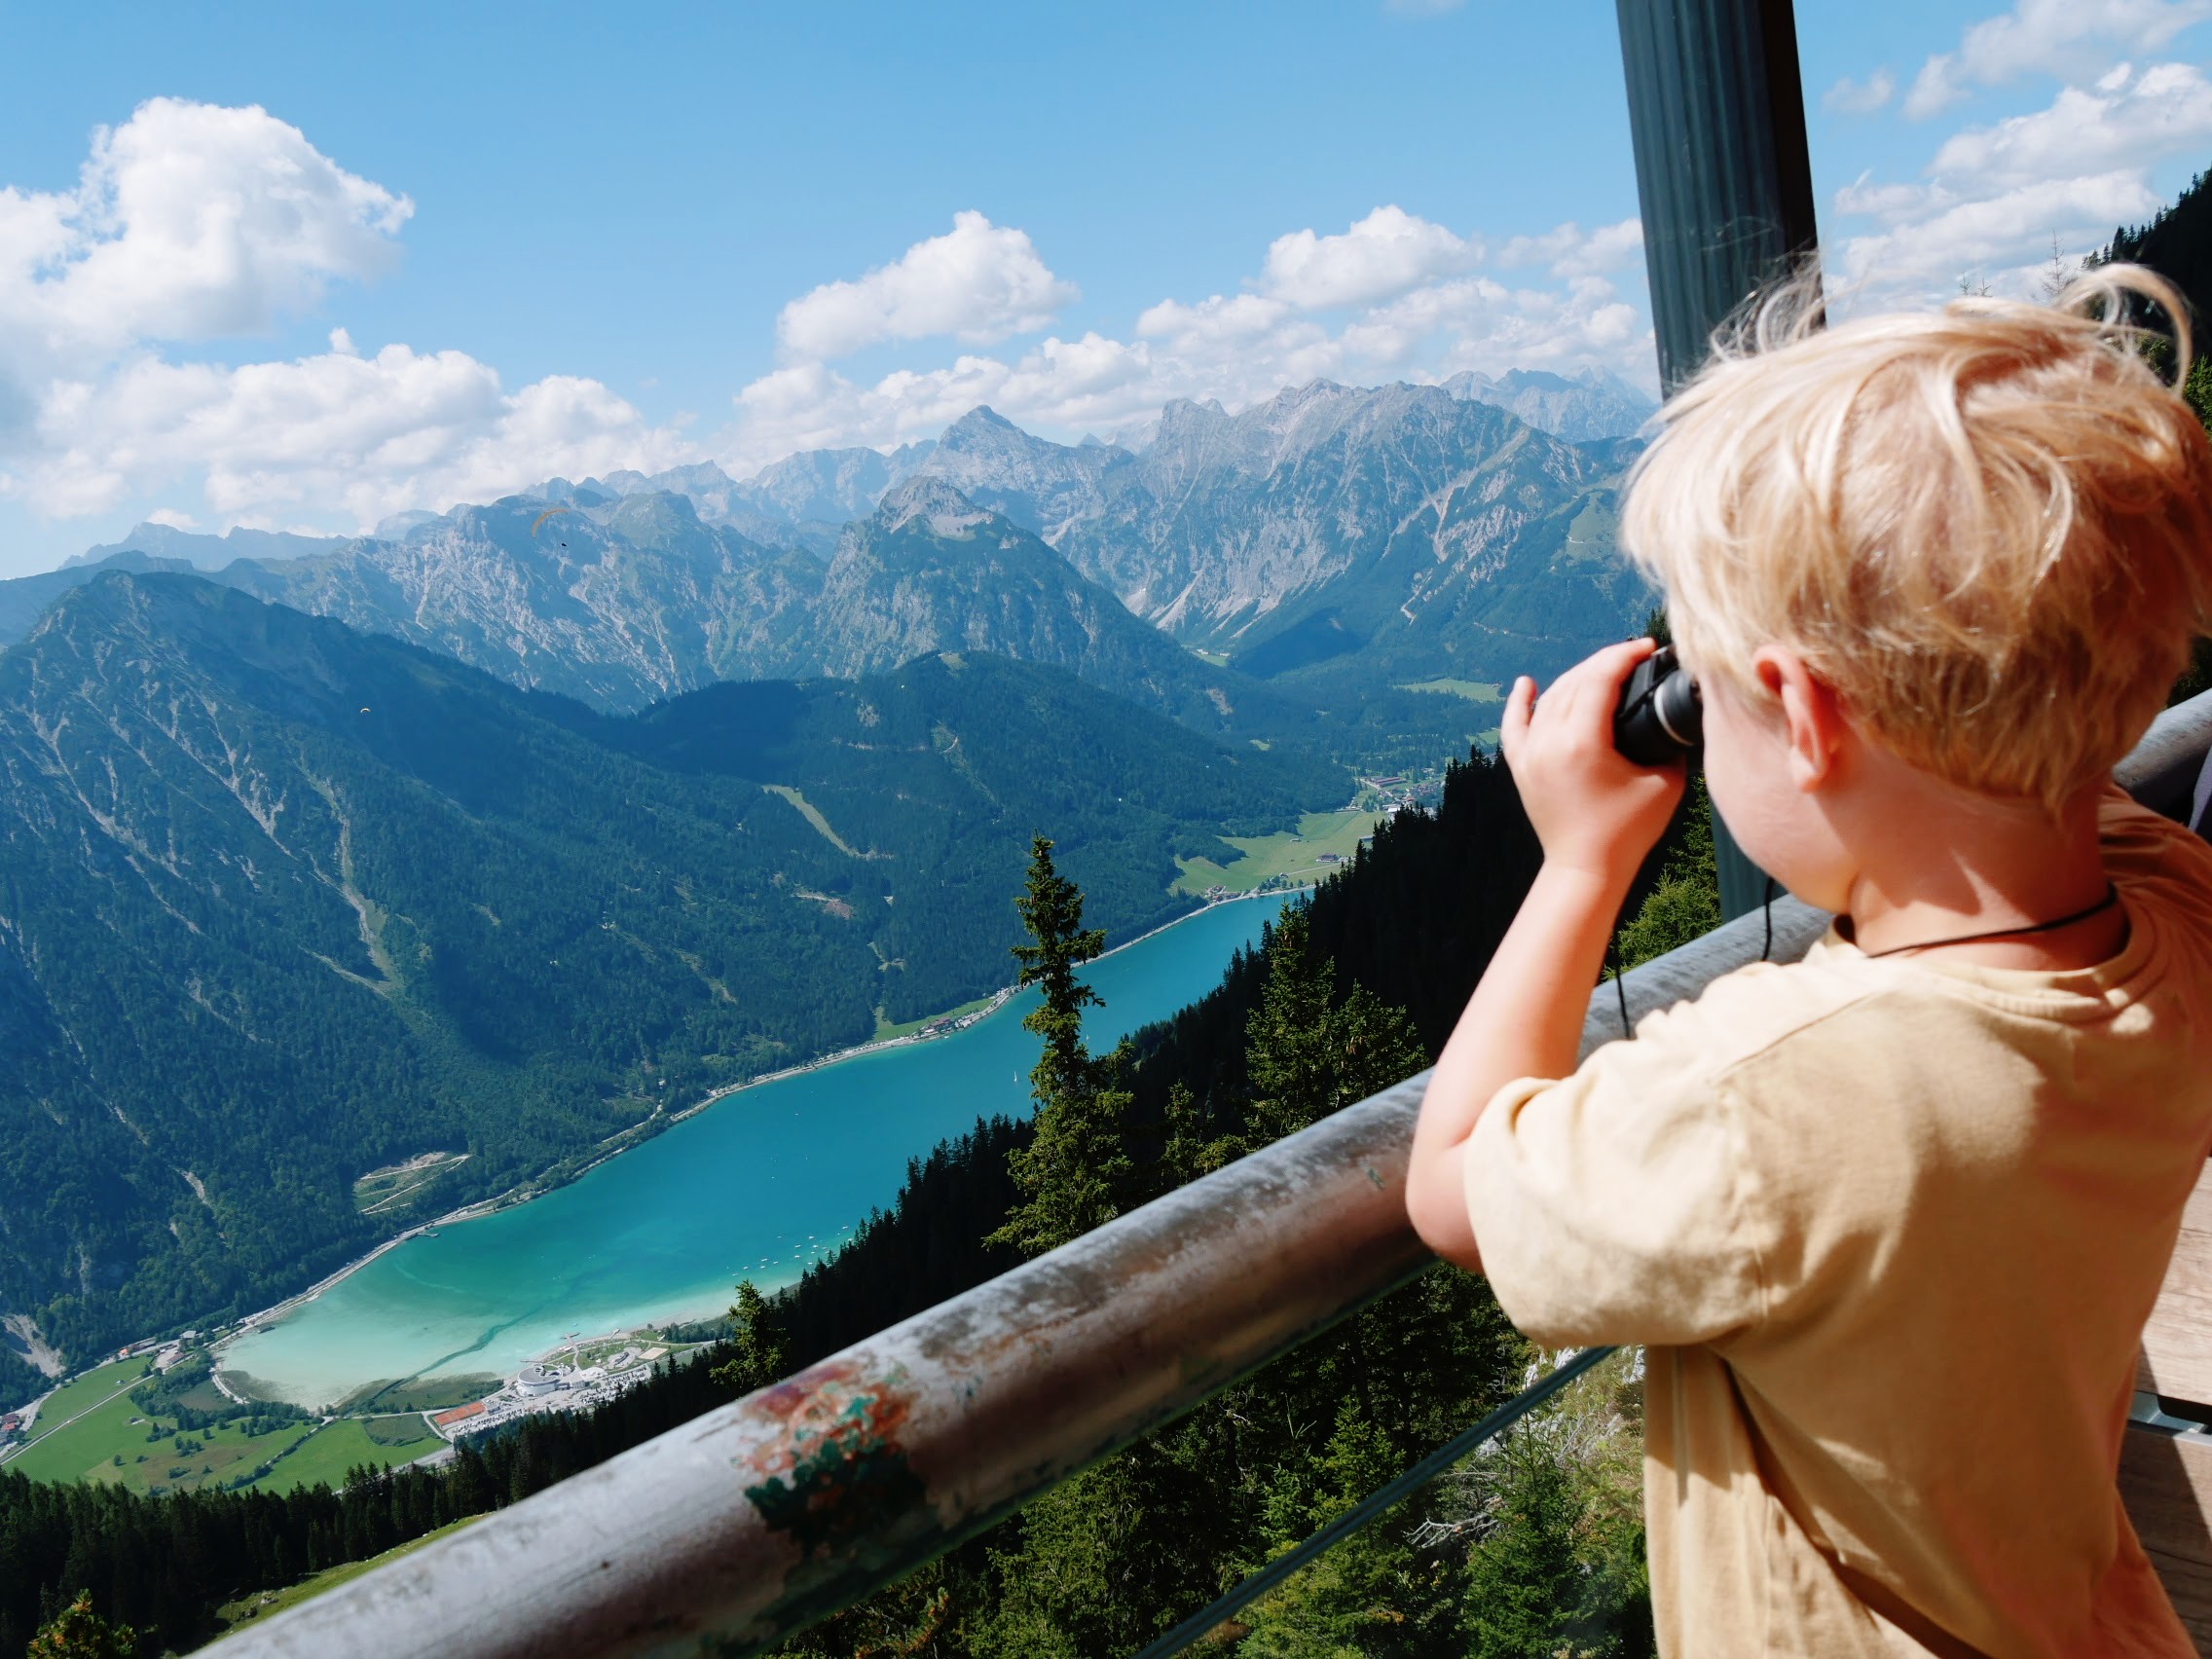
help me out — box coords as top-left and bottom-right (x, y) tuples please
(205, 691), (2212, 1659)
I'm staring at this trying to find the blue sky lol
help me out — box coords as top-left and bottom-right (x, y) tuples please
(2, 0), (2208, 575)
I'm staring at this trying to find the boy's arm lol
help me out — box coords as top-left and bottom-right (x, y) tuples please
(1405, 640), (1685, 1272)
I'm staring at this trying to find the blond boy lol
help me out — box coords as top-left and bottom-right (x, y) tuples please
(1406, 270), (2212, 1655)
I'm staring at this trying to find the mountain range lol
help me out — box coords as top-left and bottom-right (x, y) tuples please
(0, 571), (1332, 1366)
(9, 376), (1653, 762)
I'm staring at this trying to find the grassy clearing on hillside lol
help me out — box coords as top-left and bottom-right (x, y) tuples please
(214, 1516), (482, 1634)
(3, 1358), (144, 1473)
(870, 992), (998, 1043)
(246, 1416), (442, 1493)
(761, 783), (864, 857)
(1563, 493), (1622, 565)
(1396, 678), (1502, 702)
(352, 1150), (471, 1215)
(1172, 810), (1385, 897)
(7, 1379), (318, 1495)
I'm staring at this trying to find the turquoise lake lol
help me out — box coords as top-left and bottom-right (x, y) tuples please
(220, 894), (1289, 1408)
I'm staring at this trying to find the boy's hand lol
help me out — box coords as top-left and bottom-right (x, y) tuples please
(1502, 639), (1687, 887)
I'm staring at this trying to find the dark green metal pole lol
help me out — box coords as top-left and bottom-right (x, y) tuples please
(1616, 0), (1819, 919)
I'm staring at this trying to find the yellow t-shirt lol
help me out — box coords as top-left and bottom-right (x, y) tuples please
(1465, 793), (2212, 1656)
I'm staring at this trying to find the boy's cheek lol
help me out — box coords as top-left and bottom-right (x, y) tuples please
(1702, 713), (1838, 906)
(1704, 754), (1854, 911)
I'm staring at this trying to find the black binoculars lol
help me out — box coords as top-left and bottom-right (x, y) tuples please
(1612, 644), (1702, 766)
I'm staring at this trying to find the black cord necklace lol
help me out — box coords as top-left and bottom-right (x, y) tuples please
(1846, 884), (2120, 959)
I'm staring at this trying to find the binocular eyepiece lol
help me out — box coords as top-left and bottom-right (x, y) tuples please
(1612, 644), (1702, 766)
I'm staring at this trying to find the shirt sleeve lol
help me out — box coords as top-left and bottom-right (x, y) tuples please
(1463, 1011), (1771, 1349)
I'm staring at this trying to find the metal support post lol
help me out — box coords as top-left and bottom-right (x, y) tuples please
(1616, 0), (1820, 918)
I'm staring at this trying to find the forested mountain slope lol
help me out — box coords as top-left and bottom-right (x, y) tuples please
(2109, 168), (2212, 327)
(0, 573), (1334, 1367)
(4, 743), (1650, 1659)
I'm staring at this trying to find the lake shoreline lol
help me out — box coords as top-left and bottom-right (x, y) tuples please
(212, 887), (1301, 1397)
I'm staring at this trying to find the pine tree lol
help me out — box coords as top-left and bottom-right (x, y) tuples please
(1010, 834), (1106, 1105)
(1458, 1436), (1592, 1659)
(1245, 908), (1425, 1145)
(987, 837), (1134, 1256)
(711, 1280), (792, 1395)
(1158, 1081), (1209, 1189)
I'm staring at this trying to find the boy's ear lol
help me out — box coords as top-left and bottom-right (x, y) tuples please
(1751, 645), (1848, 791)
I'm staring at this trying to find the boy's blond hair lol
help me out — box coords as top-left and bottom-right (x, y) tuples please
(1620, 266), (2212, 811)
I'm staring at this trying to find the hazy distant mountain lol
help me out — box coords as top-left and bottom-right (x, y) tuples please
(733, 441), (937, 525)
(537, 448), (939, 556)
(68, 521), (346, 571)
(1439, 367), (1656, 444)
(911, 408), (1135, 537)
(0, 548), (201, 645)
(748, 382), (1648, 687)
(0, 571), (1335, 1364)
(224, 491), (825, 707)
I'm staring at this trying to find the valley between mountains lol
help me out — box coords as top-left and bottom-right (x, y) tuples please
(0, 370), (1652, 1390)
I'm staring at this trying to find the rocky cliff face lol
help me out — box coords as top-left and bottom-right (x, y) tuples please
(807, 478), (1287, 736)
(1046, 381), (1646, 682)
(912, 407), (1134, 538)
(26, 493), (827, 711)
(19, 377), (1649, 724)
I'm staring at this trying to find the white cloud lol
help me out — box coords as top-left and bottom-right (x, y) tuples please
(4, 106), (1659, 559)
(1836, 171), (2159, 297)
(0, 100), (695, 538)
(775, 211), (1078, 360)
(144, 507), (197, 531)
(15, 344), (691, 525)
(1835, 58), (2210, 303)
(1903, 0), (2212, 116)
(0, 98), (411, 391)
(1260, 206), (1480, 309)
(717, 221), (1654, 473)
(1927, 61), (2212, 188)
(1495, 218), (1643, 279)
(1135, 293), (1297, 345)
(1825, 69), (1898, 114)
(1903, 54), (1971, 120)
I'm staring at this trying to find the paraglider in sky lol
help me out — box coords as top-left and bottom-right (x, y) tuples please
(530, 506), (571, 538)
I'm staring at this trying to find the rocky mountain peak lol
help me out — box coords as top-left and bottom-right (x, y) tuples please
(911, 409), (1133, 538)
(874, 475), (992, 540)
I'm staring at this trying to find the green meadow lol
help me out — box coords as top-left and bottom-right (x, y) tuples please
(1173, 809), (1385, 897)
(4, 1357), (440, 1496)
